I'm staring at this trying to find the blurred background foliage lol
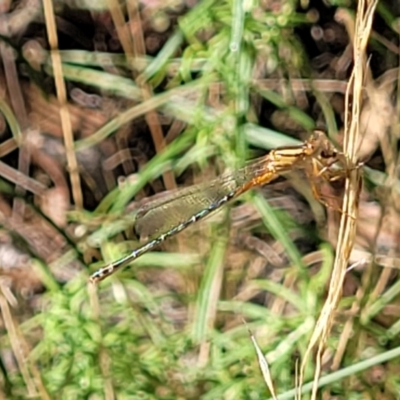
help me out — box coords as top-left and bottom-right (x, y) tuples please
(0, 0), (400, 399)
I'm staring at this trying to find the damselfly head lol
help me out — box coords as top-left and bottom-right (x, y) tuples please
(311, 130), (340, 160)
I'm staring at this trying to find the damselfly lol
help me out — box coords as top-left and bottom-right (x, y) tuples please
(90, 130), (344, 283)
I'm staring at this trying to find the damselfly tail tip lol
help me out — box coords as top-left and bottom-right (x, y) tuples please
(89, 261), (125, 284)
(89, 268), (109, 284)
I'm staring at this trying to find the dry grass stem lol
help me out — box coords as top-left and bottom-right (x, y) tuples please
(299, 1), (378, 398)
(42, 0), (83, 208)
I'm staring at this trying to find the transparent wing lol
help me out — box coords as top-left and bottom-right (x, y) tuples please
(134, 158), (272, 239)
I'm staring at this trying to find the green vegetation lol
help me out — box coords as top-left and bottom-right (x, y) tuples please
(1, 0), (400, 399)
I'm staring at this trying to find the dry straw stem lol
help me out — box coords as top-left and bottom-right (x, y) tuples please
(42, 0), (83, 208)
(299, 1), (378, 399)
(88, 282), (115, 400)
(0, 280), (51, 400)
(107, 0), (176, 190)
(249, 327), (278, 400)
